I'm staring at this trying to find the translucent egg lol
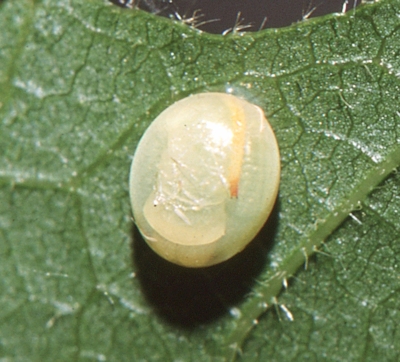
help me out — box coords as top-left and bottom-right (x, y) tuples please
(129, 93), (280, 267)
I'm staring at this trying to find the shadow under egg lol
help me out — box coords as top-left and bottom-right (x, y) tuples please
(130, 198), (280, 329)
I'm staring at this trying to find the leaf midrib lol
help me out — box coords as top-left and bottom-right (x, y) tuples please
(222, 145), (400, 361)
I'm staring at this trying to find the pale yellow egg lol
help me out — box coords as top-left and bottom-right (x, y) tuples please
(129, 93), (280, 267)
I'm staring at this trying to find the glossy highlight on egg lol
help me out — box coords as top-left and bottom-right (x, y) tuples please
(129, 92), (280, 267)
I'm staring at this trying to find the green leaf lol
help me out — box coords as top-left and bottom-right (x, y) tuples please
(1, 0), (399, 361)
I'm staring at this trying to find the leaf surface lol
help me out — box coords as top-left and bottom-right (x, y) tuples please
(0, 0), (399, 361)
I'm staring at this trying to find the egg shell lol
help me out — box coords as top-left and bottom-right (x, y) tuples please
(129, 92), (280, 267)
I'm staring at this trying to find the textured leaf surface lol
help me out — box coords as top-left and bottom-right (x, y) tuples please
(0, 0), (399, 361)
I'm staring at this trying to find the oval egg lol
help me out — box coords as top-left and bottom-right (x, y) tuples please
(129, 92), (280, 267)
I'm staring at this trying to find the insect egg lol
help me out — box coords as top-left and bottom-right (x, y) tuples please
(129, 92), (280, 267)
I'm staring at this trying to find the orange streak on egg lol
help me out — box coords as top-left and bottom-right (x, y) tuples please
(227, 100), (246, 198)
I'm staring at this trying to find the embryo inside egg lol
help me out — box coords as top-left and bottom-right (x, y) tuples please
(129, 92), (280, 267)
